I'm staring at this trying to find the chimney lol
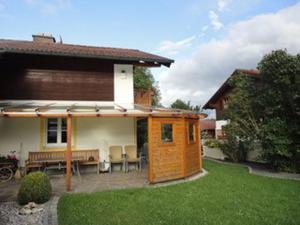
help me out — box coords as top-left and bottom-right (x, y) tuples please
(32, 33), (56, 43)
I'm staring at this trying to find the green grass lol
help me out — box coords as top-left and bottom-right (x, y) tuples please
(58, 160), (300, 225)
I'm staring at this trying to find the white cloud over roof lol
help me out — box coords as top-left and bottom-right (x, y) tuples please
(159, 2), (300, 107)
(157, 36), (196, 55)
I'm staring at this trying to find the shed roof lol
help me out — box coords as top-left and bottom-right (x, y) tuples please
(0, 39), (174, 67)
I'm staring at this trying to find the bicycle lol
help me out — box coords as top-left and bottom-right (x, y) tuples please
(0, 163), (15, 182)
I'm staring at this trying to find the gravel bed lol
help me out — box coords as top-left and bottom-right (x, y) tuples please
(0, 201), (49, 225)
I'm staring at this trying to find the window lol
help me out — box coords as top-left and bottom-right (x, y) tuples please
(46, 118), (67, 146)
(188, 122), (196, 143)
(223, 97), (229, 109)
(161, 123), (173, 143)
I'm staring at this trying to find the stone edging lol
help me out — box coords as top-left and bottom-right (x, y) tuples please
(47, 196), (59, 225)
(150, 169), (208, 188)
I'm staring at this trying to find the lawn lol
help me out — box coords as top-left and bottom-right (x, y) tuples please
(58, 160), (300, 225)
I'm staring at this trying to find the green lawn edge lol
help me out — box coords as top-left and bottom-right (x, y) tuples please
(58, 160), (300, 225)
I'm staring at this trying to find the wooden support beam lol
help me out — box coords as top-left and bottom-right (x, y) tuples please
(1, 110), (199, 119)
(2, 113), (68, 118)
(147, 116), (154, 183)
(197, 119), (202, 171)
(182, 118), (187, 177)
(65, 115), (72, 191)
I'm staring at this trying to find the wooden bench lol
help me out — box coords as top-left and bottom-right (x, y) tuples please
(25, 149), (100, 174)
(73, 149), (100, 174)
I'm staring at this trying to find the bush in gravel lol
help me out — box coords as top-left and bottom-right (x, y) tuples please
(18, 172), (52, 205)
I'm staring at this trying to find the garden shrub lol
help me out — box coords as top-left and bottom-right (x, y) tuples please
(18, 171), (52, 205)
(220, 124), (253, 163)
(204, 139), (221, 148)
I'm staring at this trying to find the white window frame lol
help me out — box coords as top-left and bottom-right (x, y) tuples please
(46, 118), (67, 147)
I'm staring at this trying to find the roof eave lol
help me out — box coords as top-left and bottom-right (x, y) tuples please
(0, 49), (174, 67)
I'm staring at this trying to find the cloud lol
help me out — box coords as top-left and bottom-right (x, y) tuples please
(158, 36), (195, 55)
(24, 0), (71, 15)
(158, 2), (300, 108)
(218, 0), (231, 12)
(209, 10), (223, 30)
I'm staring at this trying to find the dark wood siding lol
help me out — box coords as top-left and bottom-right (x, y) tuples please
(0, 54), (114, 101)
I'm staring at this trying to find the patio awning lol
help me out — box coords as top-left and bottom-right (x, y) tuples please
(0, 101), (206, 119)
(0, 100), (207, 191)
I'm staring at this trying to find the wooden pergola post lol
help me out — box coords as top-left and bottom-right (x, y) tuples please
(147, 116), (154, 183)
(66, 115), (72, 191)
(197, 118), (202, 171)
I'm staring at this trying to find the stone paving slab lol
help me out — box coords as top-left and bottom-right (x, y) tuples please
(0, 170), (149, 202)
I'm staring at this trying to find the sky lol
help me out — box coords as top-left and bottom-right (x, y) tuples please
(1, 0), (300, 111)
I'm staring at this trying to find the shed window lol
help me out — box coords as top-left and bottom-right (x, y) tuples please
(46, 118), (67, 145)
(161, 123), (173, 143)
(188, 122), (196, 143)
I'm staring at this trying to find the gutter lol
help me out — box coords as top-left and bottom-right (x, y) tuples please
(0, 49), (174, 67)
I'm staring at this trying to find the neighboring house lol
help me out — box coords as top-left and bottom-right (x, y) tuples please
(0, 33), (204, 189)
(203, 69), (260, 139)
(200, 119), (215, 138)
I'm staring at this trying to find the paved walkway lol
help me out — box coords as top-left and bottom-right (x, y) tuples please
(0, 170), (148, 202)
(205, 157), (300, 181)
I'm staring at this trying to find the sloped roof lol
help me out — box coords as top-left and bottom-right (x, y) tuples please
(203, 69), (260, 109)
(0, 39), (174, 67)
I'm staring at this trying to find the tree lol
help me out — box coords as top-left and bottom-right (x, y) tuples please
(257, 50), (300, 172)
(221, 72), (260, 162)
(133, 67), (161, 106)
(170, 99), (201, 112)
(222, 49), (300, 171)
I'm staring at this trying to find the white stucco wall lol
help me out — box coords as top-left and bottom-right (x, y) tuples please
(202, 139), (263, 162)
(0, 118), (40, 167)
(114, 64), (134, 109)
(0, 117), (136, 168)
(216, 120), (228, 130)
(76, 117), (136, 163)
(203, 146), (226, 160)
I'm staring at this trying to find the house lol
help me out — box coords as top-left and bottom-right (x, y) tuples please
(203, 69), (260, 139)
(0, 33), (205, 190)
(200, 119), (215, 138)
